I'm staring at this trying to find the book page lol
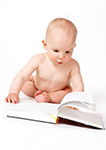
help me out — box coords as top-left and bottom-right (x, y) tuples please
(59, 92), (96, 112)
(60, 92), (94, 105)
(7, 99), (59, 123)
(57, 106), (104, 129)
(10, 99), (59, 116)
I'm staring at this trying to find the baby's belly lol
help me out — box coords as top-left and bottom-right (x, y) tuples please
(35, 77), (70, 92)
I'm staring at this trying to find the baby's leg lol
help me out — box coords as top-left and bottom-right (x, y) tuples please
(21, 75), (38, 97)
(22, 75), (49, 102)
(48, 86), (72, 103)
(35, 86), (72, 104)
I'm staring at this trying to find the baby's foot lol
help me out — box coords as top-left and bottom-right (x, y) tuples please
(35, 90), (42, 97)
(35, 91), (49, 103)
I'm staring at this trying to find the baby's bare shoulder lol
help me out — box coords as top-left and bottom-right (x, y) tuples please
(29, 53), (46, 65)
(70, 58), (80, 68)
(31, 53), (45, 60)
(69, 58), (80, 74)
(25, 53), (46, 70)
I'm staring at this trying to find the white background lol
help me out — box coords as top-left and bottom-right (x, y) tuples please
(0, 0), (106, 98)
(0, 0), (106, 95)
(0, 1), (106, 150)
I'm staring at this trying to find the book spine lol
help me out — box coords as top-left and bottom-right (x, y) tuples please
(49, 114), (59, 124)
(55, 117), (59, 124)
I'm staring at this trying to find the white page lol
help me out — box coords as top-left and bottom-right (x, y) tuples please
(59, 92), (96, 112)
(60, 92), (94, 104)
(10, 99), (59, 116)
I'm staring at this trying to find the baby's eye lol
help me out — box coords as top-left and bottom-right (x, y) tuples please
(53, 50), (59, 52)
(65, 51), (70, 53)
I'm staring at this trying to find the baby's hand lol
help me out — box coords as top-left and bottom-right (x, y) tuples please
(5, 93), (20, 104)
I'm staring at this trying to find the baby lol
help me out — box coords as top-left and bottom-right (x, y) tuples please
(5, 18), (84, 104)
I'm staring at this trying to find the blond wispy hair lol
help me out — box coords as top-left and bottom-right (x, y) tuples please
(46, 18), (77, 40)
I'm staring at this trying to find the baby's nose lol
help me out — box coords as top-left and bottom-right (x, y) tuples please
(58, 53), (65, 59)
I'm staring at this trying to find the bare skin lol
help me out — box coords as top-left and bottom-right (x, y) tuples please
(21, 75), (72, 103)
(5, 22), (84, 104)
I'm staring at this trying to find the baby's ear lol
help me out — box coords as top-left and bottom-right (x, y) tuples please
(42, 40), (47, 50)
(74, 43), (76, 48)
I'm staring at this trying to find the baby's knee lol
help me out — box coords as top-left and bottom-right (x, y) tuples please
(28, 75), (35, 82)
(64, 86), (72, 93)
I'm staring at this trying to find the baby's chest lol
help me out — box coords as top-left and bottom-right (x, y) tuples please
(37, 65), (71, 82)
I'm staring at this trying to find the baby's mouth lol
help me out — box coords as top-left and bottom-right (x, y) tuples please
(58, 61), (63, 64)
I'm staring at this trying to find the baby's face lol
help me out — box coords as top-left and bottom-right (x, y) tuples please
(45, 28), (76, 66)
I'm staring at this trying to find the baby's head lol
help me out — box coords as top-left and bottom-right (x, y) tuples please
(46, 18), (77, 43)
(42, 18), (77, 65)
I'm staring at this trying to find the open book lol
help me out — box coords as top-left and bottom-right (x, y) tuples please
(7, 92), (105, 129)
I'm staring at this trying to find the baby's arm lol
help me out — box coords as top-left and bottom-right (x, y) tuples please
(5, 55), (39, 103)
(70, 60), (84, 92)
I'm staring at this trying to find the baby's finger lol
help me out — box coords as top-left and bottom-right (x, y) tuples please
(8, 97), (12, 103)
(10, 96), (16, 104)
(5, 97), (8, 102)
(13, 96), (19, 104)
(5, 97), (11, 103)
(10, 96), (15, 103)
(13, 98), (18, 104)
(12, 99), (16, 104)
